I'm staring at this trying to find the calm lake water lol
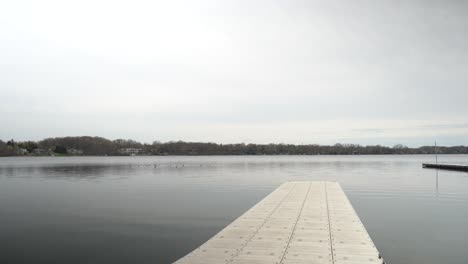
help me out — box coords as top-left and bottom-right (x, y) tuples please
(1, 155), (467, 264)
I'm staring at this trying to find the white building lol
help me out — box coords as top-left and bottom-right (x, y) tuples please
(68, 148), (83, 155)
(119, 148), (143, 155)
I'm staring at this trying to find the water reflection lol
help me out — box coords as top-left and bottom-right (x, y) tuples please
(0, 165), (134, 180)
(0, 155), (468, 264)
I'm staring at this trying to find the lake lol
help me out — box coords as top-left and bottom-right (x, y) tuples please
(1, 155), (467, 264)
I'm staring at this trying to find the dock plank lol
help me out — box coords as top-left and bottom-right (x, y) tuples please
(174, 181), (384, 264)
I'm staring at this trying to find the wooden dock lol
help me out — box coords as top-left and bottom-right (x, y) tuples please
(423, 163), (468, 171)
(174, 181), (384, 264)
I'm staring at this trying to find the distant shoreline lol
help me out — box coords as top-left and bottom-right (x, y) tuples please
(1, 136), (467, 157)
(1, 153), (468, 158)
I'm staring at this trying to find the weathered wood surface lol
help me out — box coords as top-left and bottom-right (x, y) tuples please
(174, 181), (384, 264)
(423, 163), (468, 171)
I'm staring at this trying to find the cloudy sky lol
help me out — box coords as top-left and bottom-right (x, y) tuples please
(1, 0), (467, 146)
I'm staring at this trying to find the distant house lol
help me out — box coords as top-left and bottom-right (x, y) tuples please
(32, 148), (51, 155)
(17, 148), (29, 155)
(67, 148), (83, 155)
(119, 148), (143, 156)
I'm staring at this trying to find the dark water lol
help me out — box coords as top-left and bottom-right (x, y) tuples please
(1, 155), (467, 264)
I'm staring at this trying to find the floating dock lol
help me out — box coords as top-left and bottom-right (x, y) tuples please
(423, 163), (468, 171)
(174, 181), (384, 264)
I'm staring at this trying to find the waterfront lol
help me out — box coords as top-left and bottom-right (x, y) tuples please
(1, 155), (468, 264)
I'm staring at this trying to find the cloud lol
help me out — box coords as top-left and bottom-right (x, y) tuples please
(1, 0), (468, 146)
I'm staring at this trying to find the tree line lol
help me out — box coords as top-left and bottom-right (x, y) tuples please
(1, 136), (467, 156)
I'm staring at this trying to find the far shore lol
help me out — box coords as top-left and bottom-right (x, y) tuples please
(2, 136), (467, 157)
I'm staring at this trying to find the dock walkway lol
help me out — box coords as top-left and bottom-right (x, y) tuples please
(423, 163), (468, 171)
(174, 181), (384, 264)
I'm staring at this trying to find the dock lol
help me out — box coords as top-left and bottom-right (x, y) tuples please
(174, 181), (384, 264)
(422, 163), (468, 171)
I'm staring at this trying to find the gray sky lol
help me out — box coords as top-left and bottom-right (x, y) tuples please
(1, 0), (468, 146)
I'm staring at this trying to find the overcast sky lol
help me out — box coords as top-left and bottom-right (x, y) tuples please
(1, 0), (468, 146)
